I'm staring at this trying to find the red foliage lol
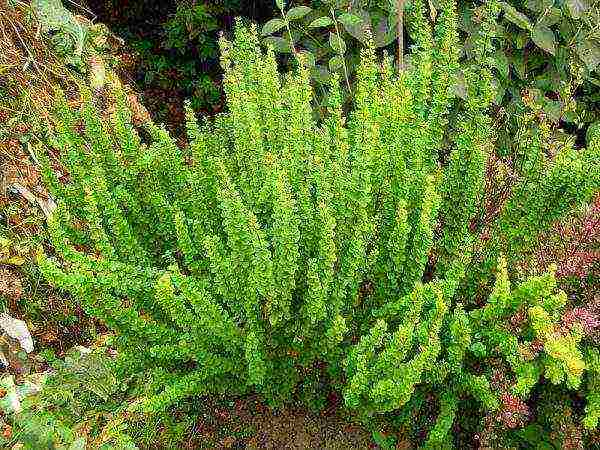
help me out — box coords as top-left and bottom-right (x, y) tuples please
(543, 194), (600, 280)
(497, 393), (530, 429)
(561, 296), (600, 342)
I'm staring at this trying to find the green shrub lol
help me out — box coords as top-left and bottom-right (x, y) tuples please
(36, 0), (600, 444)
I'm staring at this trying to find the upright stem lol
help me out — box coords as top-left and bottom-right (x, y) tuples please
(331, 8), (351, 92)
(397, 0), (405, 70)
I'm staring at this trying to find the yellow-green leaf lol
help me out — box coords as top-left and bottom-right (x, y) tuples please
(308, 16), (333, 28)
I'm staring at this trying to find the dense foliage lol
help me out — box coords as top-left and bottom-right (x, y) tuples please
(14, 0), (599, 446)
(85, 0), (276, 122)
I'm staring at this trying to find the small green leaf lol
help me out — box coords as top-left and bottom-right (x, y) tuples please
(297, 50), (316, 67)
(276, 0), (285, 10)
(470, 341), (487, 358)
(329, 32), (346, 54)
(286, 6), (312, 21)
(338, 13), (362, 28)
(500, 2), (533, 30)
(565, 0), (587, 19)
(308, 16), (334, 28)
(263, 36), (292, 53)
(328, 55), (344, 72)
(587, 121), (600, 147)
(576, 39), (600, 71)
(531, 23), (556, 55)
(261, 18), (286, 36)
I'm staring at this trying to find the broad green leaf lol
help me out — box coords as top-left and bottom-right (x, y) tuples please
(531, 23), (556, 55)
(261, 18), (286, 36)
(500, 2), (533, 30)
(373, 10), (396, 47)
(263, 36), (292, 53)
(558, 19), (576, 40)
(286, 6), (312, 21)
(338, 13), (362, 28)
(589, 76), (600, 88)
(328, 55), (345, 72)
(329, 32), (346, 54)
(308, 16), (334, 28)
(516, 424), (546, 445)
(492, 78), (506, 105)
(576, 39), (600, 71)
(343, 9), (371, 42)
(566, 0), (587, 18)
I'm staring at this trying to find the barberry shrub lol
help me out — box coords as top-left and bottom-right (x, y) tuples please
(37, 0), (600, 444)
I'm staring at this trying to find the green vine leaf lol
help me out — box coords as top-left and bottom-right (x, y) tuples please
(338, 13), (363, 28)
(329, 32), (346, 54)
(500, 2), (533, 30)
(531, 23), (556, 55)
(263, 36), (292, 53)
(262, 18), (286, 36)
(341, 9), (370, 40)
(308, 16), (334, 28)
(286, 6), (312, 21)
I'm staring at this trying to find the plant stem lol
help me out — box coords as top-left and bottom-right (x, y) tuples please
(331, 7), (351, 92)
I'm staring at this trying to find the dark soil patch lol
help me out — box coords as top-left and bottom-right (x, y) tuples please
(184, 395), (376, 450)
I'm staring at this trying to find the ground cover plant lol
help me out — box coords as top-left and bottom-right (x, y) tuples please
(21, 0), (600, 446)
